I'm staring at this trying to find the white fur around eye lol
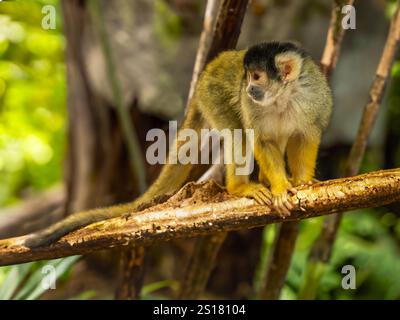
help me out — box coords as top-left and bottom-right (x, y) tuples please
(275, 52), (303, 82)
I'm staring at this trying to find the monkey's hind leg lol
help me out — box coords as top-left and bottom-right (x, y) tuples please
(225, 163), (272, 205)
(224, 133), (272, 205)
(287, 133), (320, 188)
(254, 142), (294, 217)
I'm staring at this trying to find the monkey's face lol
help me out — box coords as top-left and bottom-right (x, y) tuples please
(244, 42), (305, 108)
(245, 69), (284, 106)
(246, 69), (268, 102)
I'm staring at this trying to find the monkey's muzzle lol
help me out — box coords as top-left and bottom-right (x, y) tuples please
(247, 85), (264, 101)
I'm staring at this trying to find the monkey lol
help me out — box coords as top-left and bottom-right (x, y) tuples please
(24, 41), (332, 248)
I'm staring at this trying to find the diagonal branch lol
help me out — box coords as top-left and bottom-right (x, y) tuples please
(320, 0), (355, 77)
(178, 0), (249, 298)
(88, 0), (147, 193)
(299, 4), (400, 299)
(259, 0), (354, 300)
(0, 168), (399, 267)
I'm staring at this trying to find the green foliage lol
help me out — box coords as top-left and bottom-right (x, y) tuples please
(252, 224), (276, 297)
(141, 279), (179, 299)
(0, 0), (66, 206)
(385, 0), (399, 17)
(0, 0), (74, 301)
(0, 256), (80, 300)
(154, 0), (182, 51)
(282, 208), (400, 300)
(68, 290), (98, 300)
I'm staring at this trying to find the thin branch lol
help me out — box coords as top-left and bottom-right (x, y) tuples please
(88, 0), (148, 300)
(205, 0), (249, 63)
(0, 168), (399, 267)
(259, 221), (299, 299)
(186, 0), (221, 105)
(115, 246), (146, 300)
(260, 0), (354, 300)
(252, 224), (274, 296)
(320, 0), (355, 77)
(88, 0), (147, 194)
(299, 4), (400, 299)
(345, 4), (400, 178)
(178, 0), (249, 298)
(179, 232), (227, 299)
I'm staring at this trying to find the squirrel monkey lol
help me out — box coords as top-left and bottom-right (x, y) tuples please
(25, 41), (332, 247)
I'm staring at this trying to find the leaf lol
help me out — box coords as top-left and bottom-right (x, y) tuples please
(25, 256), (80, 300)
(0, 263), (33, 299)
(14, 256), (80, 300)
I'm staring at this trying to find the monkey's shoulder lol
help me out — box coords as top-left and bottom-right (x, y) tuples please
(199, 50), (246, 84)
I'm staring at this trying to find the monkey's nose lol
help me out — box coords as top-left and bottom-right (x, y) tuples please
(248, 86), (264, 101)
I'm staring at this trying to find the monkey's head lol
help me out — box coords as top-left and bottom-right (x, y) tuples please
(243, 41), (306, 107)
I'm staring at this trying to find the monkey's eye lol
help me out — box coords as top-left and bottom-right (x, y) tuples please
(253, 72), (260, 80)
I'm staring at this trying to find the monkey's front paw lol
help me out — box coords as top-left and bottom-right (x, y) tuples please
(229, 183), (272, 206)
(272, 189), (296, 217)
(250, 184), (273, 206)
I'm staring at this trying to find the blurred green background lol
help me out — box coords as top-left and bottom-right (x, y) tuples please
(0, 0), (69, 299)
(0, 0), (65, 207)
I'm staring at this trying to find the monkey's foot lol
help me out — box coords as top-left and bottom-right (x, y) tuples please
(272, 188), (297, 217)
(229, 183), (272, 206)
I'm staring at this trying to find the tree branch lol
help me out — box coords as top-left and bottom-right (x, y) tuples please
(186, 0), (221, 105)
(259, 221), (299, 299)
(88, 0), (147, 194)
(320, 0), (355, 77)
(0, 168), (399, 267)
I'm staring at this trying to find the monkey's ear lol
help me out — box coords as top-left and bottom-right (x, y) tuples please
(275, 52), (303, 82)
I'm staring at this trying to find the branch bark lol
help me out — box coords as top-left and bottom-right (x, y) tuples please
(1, 168), (399, 267)
(260, 0), (354, 300)
(204, 0), (249, 63)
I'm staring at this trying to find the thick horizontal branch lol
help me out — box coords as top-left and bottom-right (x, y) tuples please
(0, 168), (399, 266)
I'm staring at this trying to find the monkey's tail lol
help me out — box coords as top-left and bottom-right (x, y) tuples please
(24, 104), (204, 248)
(24, 204), (133, 248)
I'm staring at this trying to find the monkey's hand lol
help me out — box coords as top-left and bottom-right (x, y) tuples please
(270, 181), (296, 217)
(228, 182), (272, 206)
(282, 178), (320, 214)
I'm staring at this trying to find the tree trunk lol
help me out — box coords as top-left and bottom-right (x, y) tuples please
(60, 0), (164, 295)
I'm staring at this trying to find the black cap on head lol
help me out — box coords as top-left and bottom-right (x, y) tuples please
(243, 41), (307, 80)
